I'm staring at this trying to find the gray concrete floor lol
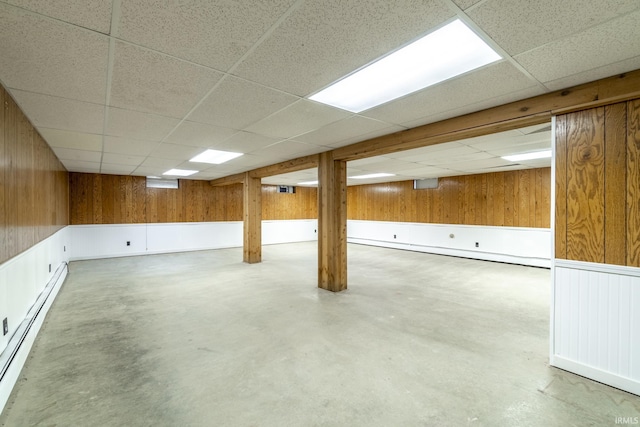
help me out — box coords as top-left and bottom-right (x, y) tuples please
(1, 242), (639, 426)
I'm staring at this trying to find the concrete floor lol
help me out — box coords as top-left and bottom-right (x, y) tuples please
(1, 242), (639, 426)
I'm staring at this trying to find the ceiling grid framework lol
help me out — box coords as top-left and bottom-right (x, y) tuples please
(0, 0), (639, 184)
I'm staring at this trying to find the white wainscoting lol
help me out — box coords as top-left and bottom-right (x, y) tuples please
(552, 259), (640, 396)
(347, 220), (551, 267)
(0, 227), (70, 412)
(263, 220), (317, 245)
(70, 220), (318, 261)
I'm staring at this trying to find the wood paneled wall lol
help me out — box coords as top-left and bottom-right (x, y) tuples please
(69, 173), (318, 224)
(0, 86), (69, 265)
(347, 168), (551, 228)
(262, 185), (317, 220)
(556, 99), (640, 266)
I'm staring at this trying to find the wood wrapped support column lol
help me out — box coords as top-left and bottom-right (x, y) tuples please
(317, 152), (347, 292)
(243, 172), (262, 264)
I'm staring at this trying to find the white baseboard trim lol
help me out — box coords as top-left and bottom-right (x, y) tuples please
(347, 238), (551, 268)
(0, 262), (68, 413)
(552, 355), (640, 396)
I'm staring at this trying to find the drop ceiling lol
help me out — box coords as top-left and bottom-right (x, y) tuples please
(1, 0), (639, 183)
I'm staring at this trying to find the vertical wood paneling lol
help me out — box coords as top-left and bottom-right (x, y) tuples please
(0, 87), (6, 264)
(555, 115), (568, 258)
(627, 99), (640, 266)
(69, 174), (317, 225)
(604, 103), (627, 265)
(556, 98), (640, 267)
(565, 108), (605, 263)
(262, 185), (317, 220)
(0, 85), (68, 265)
(346, 168), (551, 228)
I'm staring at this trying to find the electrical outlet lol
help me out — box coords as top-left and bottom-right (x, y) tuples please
(126, 241), (131, 246)
(48, 263), (51, 273)
(393, 234), (397, 239)
(3, 318), (7, 336)
(64, 245), (66, 252)
(314, 229), (317, 233)
(475, 242), (479, 248)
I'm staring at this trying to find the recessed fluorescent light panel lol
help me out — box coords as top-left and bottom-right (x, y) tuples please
(190, 149), (243, 164)
(309, 19), (501, 112)
(163, 169), (198, 177)
(349, 173), (395, 180)
(502, 150), (552, 162)
(298, 180), (319, 186)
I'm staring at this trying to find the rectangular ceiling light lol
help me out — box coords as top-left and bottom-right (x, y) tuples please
(502, 150), (552, 162)
(298, 180), (318, 186)
(349, 173), (395, 180)
(309, 19), (501, 113)
(163, 168), (198, 177)
(190, 149), (243, 164)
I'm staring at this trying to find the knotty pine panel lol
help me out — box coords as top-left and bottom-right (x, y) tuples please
(1, 86), (69, 265)
(555, 98), (640, 267)
(346, 168), (551, 228)
(627, 99), (640, 266)
(261, 185), (317, 220)
(69, 174), (318, 224)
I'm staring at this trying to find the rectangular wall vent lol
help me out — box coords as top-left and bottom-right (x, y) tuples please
(414, 178), (438, 190)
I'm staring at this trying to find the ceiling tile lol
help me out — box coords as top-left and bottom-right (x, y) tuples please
(5, 0), (113, 34)
(295, 115), (398, 146)
(485, 141), (551, 157)
(100, 164), (138, 175)
(391, 143), (474, 162)
(437, 157), (511, 171)
(165, 120), (238, 147)
(515, 10), (640, 85)
(394, 166), (455, 178)
(188, 76), (299, 129)
(250, 140), (327, 159)
(541, 56), (640, 91)
(10, 90), (104, 134)
(246, 99), (349, 139)
(139, 157), (182, 169)
(234, 0), (454, 96)
(110, 42), (223, 118)
(467, 133), (550, 151)
(0, 3), (109, 103)
(467, 0), (640, 55)
(362, 61), (537, 125)
(61, 160), (101, 173)
(101, 153), (146, 166)
(117, 0), (296, 70)
(213, 131), (281, 154)
(451, 0), (483, 10)
(39, 128), (102, 151)
(149, 143), (203, 161)
(106, 108), (180, 141)
(52, 147), (102, 162)
(131, 166), (165, 177)
(351, 159), (425, 173)
(420, 151), (494, 166)
(103, 136), (159, 157)
(398, 85), (545, 129)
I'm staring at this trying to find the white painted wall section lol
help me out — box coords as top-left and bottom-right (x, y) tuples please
(552, 259), (640, 396)
(0, 227), (70, 413)
(347, 220), (550, 267)
(70, 220), (318, 261)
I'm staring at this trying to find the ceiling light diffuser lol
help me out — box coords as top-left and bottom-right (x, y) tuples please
(298, 180), (319, 186)
(190, 149), (243, 164)
(502, 150), (552, 162)
(163, 168), (198, 177)
(349, 173), (395, 180)
(309, 19), (501, 113)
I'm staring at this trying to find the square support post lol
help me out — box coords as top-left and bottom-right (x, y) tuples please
(317, 152), (347, 291)
(243, 172), (262, 264)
